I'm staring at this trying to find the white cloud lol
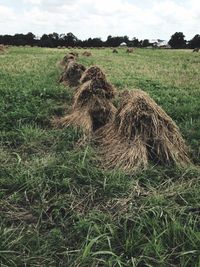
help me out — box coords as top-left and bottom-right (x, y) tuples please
(0, 0), (200, 40)
(0, 5), (16, 22)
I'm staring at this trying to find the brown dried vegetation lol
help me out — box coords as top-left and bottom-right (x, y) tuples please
(59, 61), (86, 87)
(55, 69), (116, 133)
(126, 48), (134, 53)
(95, 89), (191, 172)
(82, 51), (92, 56)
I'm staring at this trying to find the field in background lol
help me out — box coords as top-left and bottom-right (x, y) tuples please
(0, 47), (200, 267)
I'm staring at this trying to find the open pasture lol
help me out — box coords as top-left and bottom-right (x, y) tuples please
(0, 47), (200, 266)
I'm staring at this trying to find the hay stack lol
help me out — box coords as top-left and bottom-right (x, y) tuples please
(96, 89), (190, 172)
(80, 66), (106, 84)
(55, 78), (116, 133)
(126, 48), (134, 53)
(82, 51), (92, 57)
(69, 51), (79, 57)
(80, 66), (116, 98)
(60, 54), (75, 67)
(74, 77), (116, 104)
(59, 61), (86, 87)
(0, 45), (6, 54)
(193, 48), (199, 52)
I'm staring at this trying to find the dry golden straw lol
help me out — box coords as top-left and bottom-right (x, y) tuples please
(0, 44), (7, 54)
(80, 66), (107, 83)
(60, 54), (75, 67)
(82, 51), (92, 57)
(55, 73), (116, 133)
(126, 48), (134, 53)
(69, 51), (79, 57)
(59, 61), (86, 87)
(96, 89), (191, 172)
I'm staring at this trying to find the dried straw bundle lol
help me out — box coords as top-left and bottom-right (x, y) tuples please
(60, 54), (75, 67)
(54, 107), (93, 133)
(59, 61), (86, 87)
(55, 79), (117, 133)
(82, 51), (92, 56)
(0, 45), (6, 54)
(75, 76), (116, 102)
(96, 124), (148, 172)
(80, 66), (106, 84)
(96, 89), (190, 172)
(193, 48), (199, 52)
(69, 51), (79, 57)
(126, 48), (134, 53)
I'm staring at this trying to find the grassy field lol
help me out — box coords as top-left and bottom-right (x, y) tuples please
(0, 47), (200, 267)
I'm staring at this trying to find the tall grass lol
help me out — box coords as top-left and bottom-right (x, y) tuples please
(0, 47), (199, 266)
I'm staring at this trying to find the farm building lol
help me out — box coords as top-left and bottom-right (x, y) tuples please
(119, 42), (127, 47)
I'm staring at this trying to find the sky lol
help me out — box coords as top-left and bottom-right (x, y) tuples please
(0, 0), (199, 41)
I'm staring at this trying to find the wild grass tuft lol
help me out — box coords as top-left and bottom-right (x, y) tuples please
(0, 47), (199, 266)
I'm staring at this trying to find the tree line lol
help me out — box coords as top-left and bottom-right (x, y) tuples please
(0, 32), (199, 48)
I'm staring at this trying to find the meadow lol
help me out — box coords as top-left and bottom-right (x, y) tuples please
(0, 47), (200, 267)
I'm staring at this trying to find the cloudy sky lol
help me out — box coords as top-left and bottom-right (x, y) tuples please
(0, 0), (199, 40)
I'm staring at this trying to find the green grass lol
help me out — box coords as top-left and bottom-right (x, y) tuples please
(0, 47), (200, 267)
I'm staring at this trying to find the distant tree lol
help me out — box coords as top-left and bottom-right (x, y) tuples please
(106, 35), (115, 46)
(123, 35), (129, 44)
(131, 37), (140, 47)
(168, 32), (186, 49)
(106, 35), (129, 47)
(86, 38), (103, 47)
(64, 32), (78, 47)
(142, 39), (150, 47)
(188, 34), (200, 49)
(48, 33), (59, 47)
(52, 32), (59, 41)
(25, 32), (36, 45)
(13, 33), (35, 46)
(0, 34), (13, 45)
(41, 34), (56, 47)
(127, 36), (139, 47)
(59, 33), (67, 46)
(1, 31), (198, 49)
